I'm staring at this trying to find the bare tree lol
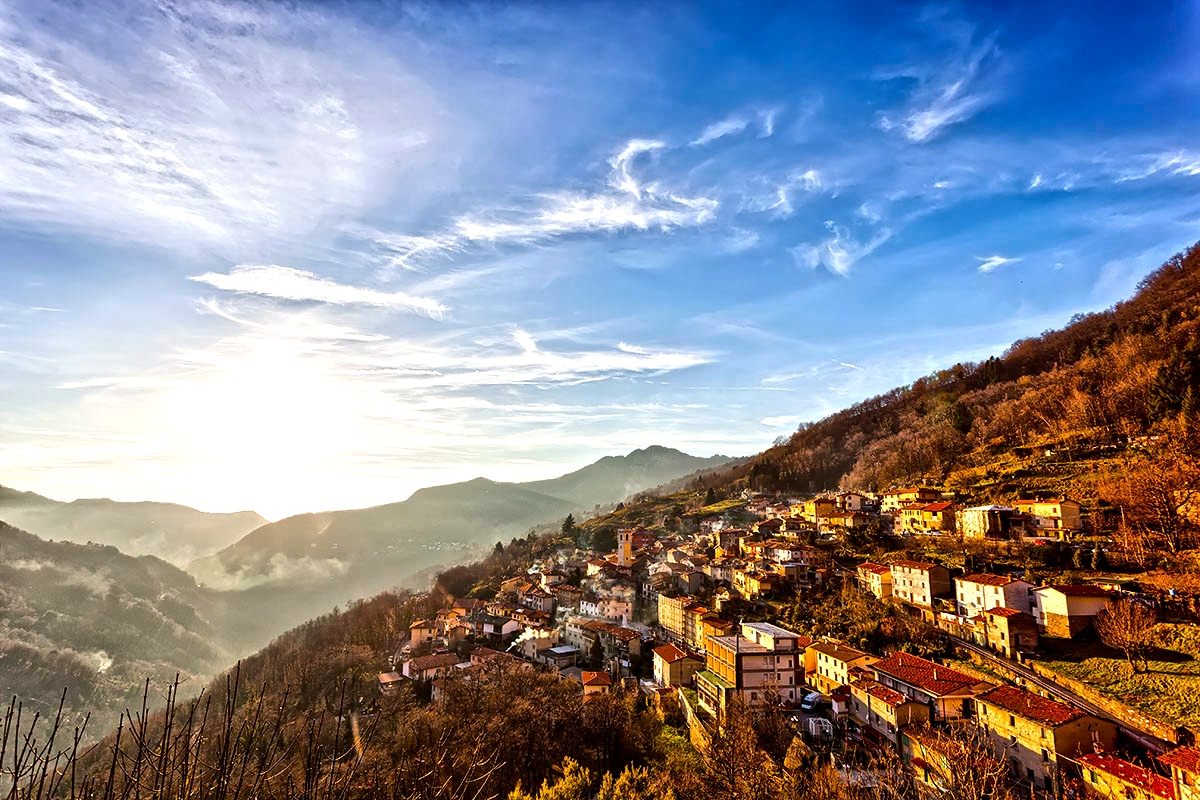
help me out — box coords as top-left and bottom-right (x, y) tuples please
(1095, 598), (1158, 674)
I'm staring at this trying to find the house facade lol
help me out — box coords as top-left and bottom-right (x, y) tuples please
(955, 573), (1034, 619)
(980, 607), (1039, 657)
(1160, 746), (1200, 800)
(870, 652), (988, 721)
(1014, 498), (1083, 537)
(652, 643), (703, 688)
(1079, 753), (1175, 800)
(1032, 585), (1112, 638)
(849, 678), (931, 750)
(695, 622), (811, 718)
(809, 640), (878, 695)
(976, 685), (1117, 793)
(891, 561), (953, 608)
(857, 562), (893, 600)
(959, 505), (1022, 540)
(882, 487), (942, 512)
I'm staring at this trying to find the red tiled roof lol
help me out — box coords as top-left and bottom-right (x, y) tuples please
(409, 618), (436, 629)
(986, 606), (1026, 618)
(858, 562), (891, 575)
(653, 643), (689, 663)
(1160, 746), (1200, 774)
(871, 652), (978, 697)
(960, 573), (1021, 587)
(922, 501), (954, 512)
(581, 671), (612, 686)
(851, 678), (909, 707)
(810, 640), (872, 663)
(979, 685), (1083, 726)
(1080, 754), (1175, 800)
(408, 653), (461, 672)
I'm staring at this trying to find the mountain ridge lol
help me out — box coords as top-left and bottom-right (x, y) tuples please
(180, 446), (731, 645)
(0, 489), (267, 568)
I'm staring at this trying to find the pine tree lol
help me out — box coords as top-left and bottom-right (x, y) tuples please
(561, 514), (576, 538)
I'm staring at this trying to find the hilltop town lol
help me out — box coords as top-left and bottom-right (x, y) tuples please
(378, 482), (1200, 800)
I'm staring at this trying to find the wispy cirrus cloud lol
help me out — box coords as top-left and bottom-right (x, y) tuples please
(792, 221), (892, 276)
(190, 265), (447, 318)
(879, 32), (999, 143)
(369, 137), (718, 270)
(1115, 151), (1200, 183)
(691, 116), (749, 146)
(0, 1), (439, 249)
(975, 254), (1019, 273)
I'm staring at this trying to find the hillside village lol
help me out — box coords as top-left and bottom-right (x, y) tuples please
(380, 482), (1200, 800)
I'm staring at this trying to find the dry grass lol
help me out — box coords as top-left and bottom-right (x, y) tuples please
(1042, 623), (1200, 731)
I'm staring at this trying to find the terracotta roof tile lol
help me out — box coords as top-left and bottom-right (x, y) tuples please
(653, 643), (689, 663)
(1080, 753), (1174, 799)
(872, 652), (978, 697)
(408, 653), (461, 672)
(851, 678), (909, 707)
(1160, 746), (1200, 774)
(581, 671), (612, 687)
(979, 685), (1083, 726)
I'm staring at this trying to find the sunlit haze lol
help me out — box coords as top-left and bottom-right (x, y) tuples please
(2, 1), (1198, 518)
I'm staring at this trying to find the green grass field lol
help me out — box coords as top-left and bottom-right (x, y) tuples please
(1041, 623), (1200, 731)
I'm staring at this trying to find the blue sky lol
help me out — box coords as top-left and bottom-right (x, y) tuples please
(1, 1), (1198, 518)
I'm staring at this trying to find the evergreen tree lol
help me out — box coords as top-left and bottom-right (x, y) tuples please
(589, 636), (605, 669)
(561, 514), (576, 538)
(704, 487), (717, 505)
(1150, 338), (1200, 420)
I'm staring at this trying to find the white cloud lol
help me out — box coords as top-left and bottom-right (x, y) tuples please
(760, 415), (802, 428)
(975, 254), (1019, 273)
(608, 139), (667, 197)
(792, 220), (892, 276)
(1115, 151), (1200, 183)
(189, 265), (448, 317)
(721, 229), (760, 253)
(750, 168), (823, 218)
(757, 108), (779, 138)
(0, 1), (439, 249)
(1028, 174), (1044, 190)
(383, 137), (717, 253)
(882, 34), (998, 143)
(513, 327), (539, 353)
(691, 116), (749, 146)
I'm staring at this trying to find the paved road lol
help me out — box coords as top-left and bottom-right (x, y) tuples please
(951, 635), (1174, 753)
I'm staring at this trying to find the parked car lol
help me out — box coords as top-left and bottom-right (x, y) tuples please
(800, 691), (825, 712)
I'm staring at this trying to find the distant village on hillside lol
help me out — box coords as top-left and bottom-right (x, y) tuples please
(380, 485), (1200, 800)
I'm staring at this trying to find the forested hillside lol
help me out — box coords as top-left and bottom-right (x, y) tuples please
(0, 523), (231, 736)
(620, 244), (1199, 516)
